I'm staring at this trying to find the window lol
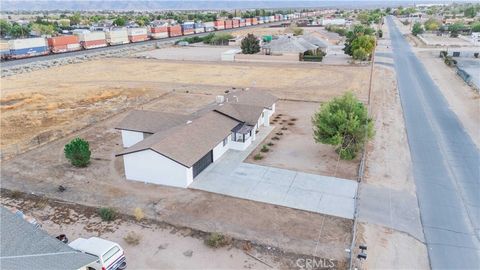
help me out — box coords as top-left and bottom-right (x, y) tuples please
(223, 137), (228, 146)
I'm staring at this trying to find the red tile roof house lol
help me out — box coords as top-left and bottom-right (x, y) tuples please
(115, 89), (277, 188)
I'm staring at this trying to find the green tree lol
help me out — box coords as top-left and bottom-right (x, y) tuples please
(64, 138), (91, 167)
(31, 23), (55, 35)
(343, 25), (375, 56)
(113, 17), (126, 26)
(472, 22), (480, 33)
(412, 22), (424, 36)
(449, 22), (464, 37)
(9, 23), (30, 38)
(0, 19), (12, 36)
(241, 33), (260, 54)
(209, 33), (233, 45)
(312, 92), (374, 160)
(69, 12), (81, 25)
(464, 6), (476, 18)
(353, 47), (368, 61)
(350, 35), (375, 60)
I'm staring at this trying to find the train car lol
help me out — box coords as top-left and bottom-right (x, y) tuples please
(181, 21), (195, 35)
(245, 18), (252, 26)
(168, 25), (182, 37)
(224, 20), (233, 29)
(74, 30), (107, 49)
(128, 28), (148, 43)
(256, 17), (264, 24)
(214, 20), (225, 30)
(251, 17), (258, 25)
(239, 18), (246, 27)
(47, 35), (81, 53)
(232, 19), (240, 28)
(150, 25), (169, 39)
(105, 29), (129, 45)
(194, 22), (205, 33)
(204, 21), (215, 32)
(269, 15), (275, 22)
(8, 37), (49, 59)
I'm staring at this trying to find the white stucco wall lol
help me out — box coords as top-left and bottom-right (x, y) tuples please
(123, 149), (193, 188)
(212, 137), (230, 162)
(121, 130), (144, 148)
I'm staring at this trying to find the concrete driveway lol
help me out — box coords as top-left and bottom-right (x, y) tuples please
(190, 153), (357, 219)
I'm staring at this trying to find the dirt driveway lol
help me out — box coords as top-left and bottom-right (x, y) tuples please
(246, 100), (360, 180)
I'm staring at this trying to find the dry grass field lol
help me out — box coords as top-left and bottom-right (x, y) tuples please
(1, 58), (369, 157)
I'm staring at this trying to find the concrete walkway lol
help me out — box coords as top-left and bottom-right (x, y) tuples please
(190, 126), (358, 219)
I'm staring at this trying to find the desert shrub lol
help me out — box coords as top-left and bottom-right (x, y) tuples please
(474, 52), (479, 59)
(439, 50), (447, 58)
(134, 207), (144, 221)
(281, 127), (288, 130)
(312, 92), (374, 160)
(254, 154), (264, 160)
(272, 136), (280, 140)
(290, 118), (297, 121)
(10, 190), (22, 199)
(260, 145), (269, 153)
(267, 142), (274, 146)
(288, 122), (295, 126)
(124, 231), (141, 246)
(98, 207), (116, 221)
(276, 132), (283, 136)
(64, 138), (91, 167)
(241, 33), (260, 54)
(204, 232), (232, 248)
(412, 22), (424, 36)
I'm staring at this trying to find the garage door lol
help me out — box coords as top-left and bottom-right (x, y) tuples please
(192, 150), (213, 178)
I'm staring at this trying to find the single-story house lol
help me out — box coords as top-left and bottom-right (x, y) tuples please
(0, 207), (97, 270)
(262, 35), (328, 59)
(116, 89), (277, 188)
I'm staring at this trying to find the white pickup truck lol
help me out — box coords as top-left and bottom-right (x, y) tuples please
(69, 237), (127, 270)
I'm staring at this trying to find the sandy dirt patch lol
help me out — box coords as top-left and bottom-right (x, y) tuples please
(357, 223), (429, 270)
(1, 194), (305, 270)
(416, 51), (480, 148)
(1, 58), (369, 158)
(136, 45), (239, 62)
(246, 101), (359, 180)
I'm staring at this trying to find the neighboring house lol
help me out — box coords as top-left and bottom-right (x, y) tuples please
(0, 207), (97, 270)
(116, 89), (277, 188)
(262, 35), (328, 58)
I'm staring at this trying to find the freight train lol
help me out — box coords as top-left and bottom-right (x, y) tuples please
(2, 13), (311, 60)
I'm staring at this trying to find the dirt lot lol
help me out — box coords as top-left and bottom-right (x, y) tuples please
(136, 45), (239, 62)
(419, 33), (472, 47)
(1, 58), (369, 158)
(1, 194), (321, 269)
(246, 100), (359, 180)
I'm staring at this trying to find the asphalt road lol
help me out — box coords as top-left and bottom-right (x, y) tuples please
(1, 22), (284, 68)
(387, 16), (480, 269)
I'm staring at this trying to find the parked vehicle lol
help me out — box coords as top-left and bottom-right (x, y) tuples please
(69, 237), (126, 270)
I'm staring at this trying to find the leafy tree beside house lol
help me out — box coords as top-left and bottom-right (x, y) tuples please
(471, 22), (480, 33)
(241, 34), (260, 54)
(412, 22), (424, 36)
(64, 138), (91, 167)
(424, 18), (441, 31)
(349, 35), (375, 61)
(312, 92), (374, 160)
(449, 22), (464, 38)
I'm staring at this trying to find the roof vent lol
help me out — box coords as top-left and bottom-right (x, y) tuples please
(216, 95), (225, 104)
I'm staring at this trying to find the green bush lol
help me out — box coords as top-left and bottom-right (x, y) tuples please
(412, 22), (424, 36)
(98, 207), (117, 221)
(64, 138), (91, 167)
(312, 92), (374, 160)
(253, 153), (264, 160)
(260, 145), (269, 153)
(204, 233), (232, 248)
(241, 33), (260, 54)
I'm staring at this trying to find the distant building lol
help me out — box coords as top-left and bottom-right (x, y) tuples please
(0, 207), (97, 270)
(320, 18), (346, 26)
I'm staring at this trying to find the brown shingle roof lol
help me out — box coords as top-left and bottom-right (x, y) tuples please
(115, 110), (190, 133)
(214, 103), (264, 126)
(117, 111), (240, 167)
(224, 89), (277, 109)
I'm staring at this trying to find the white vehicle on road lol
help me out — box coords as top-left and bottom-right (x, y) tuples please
(69, 237), (127, 270)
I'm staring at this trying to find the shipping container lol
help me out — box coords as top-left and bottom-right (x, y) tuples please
(204, 21), (215, 32)
(256, 17), (264, 24)
(168, 25), (182, 37)
(47, 35), (81, 53)
(8, 37), (49, 59)
(239, 19), (246, 27)
(150, 26), (169, 39)
(245, 18), (252, 26)
(252, 18), (258, 25)
(182, 22), (195, 35)
(127, 28), (148, 42)
(194, 23), (205, 33)
(214, 20), (225, 30)
(74, 31), (107, 49)
(224, 20), (233, 29)
(269, 16), (275, 22)
(232, 19), (240, 28)
(106, 29), (129, 45)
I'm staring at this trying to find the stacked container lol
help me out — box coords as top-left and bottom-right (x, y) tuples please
(168, 25), (182, 37)
(232, 19), (239, 28)
(74, 31), (107, 49)
(240, 19), (246, 27)
(181, 22), (195, 35)
(128, 28), (148, 43)
(150, 26), (169, 39)
(256, 17), (264, 24)
(224, 20), (233, 29)
(106, 29), (129, 45)
(252, 17), (258, 25)
(194, 22), (205, 33)
(204, 21), (215, 32)
(8, 38), (49, 59)
(214, 20), (225, 30)
(269, 15), (275, 22)
(245, 18), (252, 26)
(47, 35), (81, 53)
